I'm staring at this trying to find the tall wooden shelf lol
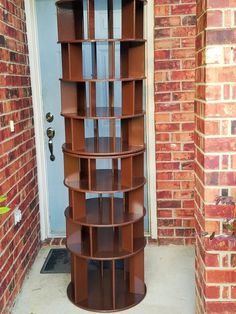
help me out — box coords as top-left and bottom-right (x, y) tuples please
(56, 0), (147, 311)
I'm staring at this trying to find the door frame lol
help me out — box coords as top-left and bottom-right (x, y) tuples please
(25, 0), (50, 240)
(25, 0), (157, 240)
(144, 0), (157, 240)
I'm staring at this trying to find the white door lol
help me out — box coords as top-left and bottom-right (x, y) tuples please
(35, 0), (149, 237)
(36, 0), (66, 236)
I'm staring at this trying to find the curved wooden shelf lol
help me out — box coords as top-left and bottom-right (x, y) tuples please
(61, 77), (146, 83)
(67, 278), (146, 312)
(65, 204), (146, 227)
(66, 235), (146, 261)
(56, 0), (146, 9)
(62, 108), (145, 120)
(63, 140), (145, 156)
(64, 149), (145, 159)
(64, 171), (146, 193)
(59, 38), (146, 43)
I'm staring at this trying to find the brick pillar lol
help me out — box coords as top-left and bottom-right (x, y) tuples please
(154, 0), (196, 245)
(195, 0), (236, 312)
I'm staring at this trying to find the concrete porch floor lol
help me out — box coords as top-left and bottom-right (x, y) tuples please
(12, 245), (195, 314)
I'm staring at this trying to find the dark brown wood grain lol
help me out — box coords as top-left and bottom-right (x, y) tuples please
(56, 0), (146, 311)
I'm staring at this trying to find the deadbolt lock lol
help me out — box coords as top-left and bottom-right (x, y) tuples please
(46, 112), (54, 123)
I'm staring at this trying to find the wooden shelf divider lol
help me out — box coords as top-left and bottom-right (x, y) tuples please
(88, 0), (95, 39)
(56, 0), (147, 311)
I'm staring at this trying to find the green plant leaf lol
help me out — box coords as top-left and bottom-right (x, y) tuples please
(0, 207), (10, 214)
(228, 224), (233, 231)
(0, 195), (7, 203)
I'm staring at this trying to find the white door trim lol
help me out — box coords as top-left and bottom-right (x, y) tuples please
(145, 0), (157, 239)
(25, 0), (50, 241)
(25, 0), (157, 240)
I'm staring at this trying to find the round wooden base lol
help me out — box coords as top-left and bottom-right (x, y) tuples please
(67, 282), (147, 312)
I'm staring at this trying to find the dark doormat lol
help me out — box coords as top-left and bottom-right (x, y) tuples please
(40, 249), (125, 274)
(40, 248), (71, 274)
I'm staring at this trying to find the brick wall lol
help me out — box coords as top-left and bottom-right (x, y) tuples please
(0, 1), (40, 313)
(195, 0), (236, 312)
(154, 0), (196, 244)
(0, 0), (236, 313)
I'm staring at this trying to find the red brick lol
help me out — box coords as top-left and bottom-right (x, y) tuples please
(156, 123), (180, 132)
(231, 286), (236, 298)
(155, 16), (181, 27)
(206, 67), (236, 82)
(208, 0), (236, 9)
(158, 200), (181, 208)
(155, 60), (180, 70)
(156, 103), (180, 112)
(158, 210), (173, 218)
(171, 4), (195, 15)
(204, 237), (236, 251)
(207, 10), (223, 27)
(155, 0), (179, 3)
(175, 209), (194, 217)
(205, 138), (236, 152)
(206, 302), (236, 313)
(205, 286), (220, 299)
(157, 191), (172, 199)
(206, 270), (236, 283)
(155, 50), (170, 59)
(172, 27), (196, 38)
(206, 29), (236, 45)
(205, 253), (220, 267)
(204, 104), (236, 117)
(171, 70), (195, 80)
(205, 205), (236, 219)
(0, 2), (40, 313)
(158, 229), (175, 237)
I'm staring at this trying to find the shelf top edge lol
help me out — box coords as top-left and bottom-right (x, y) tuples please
(66, 239), (146, 261)
(61, 111), (146, 120)
(65, 206), (146, 227)
(60, 77), (146, 83)
(58, 39), (146, 43)
(62, 146), (146, 158)
(56, 0), (147, 8)
(64, 177), (146, 194)
(63, 145), (146, 158)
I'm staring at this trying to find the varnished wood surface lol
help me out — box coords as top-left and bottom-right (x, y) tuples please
(62, 109), (145, 119)
(64, 148), (145, 159)
(65, 204), (146, 227)
(64, 170), (146, 193)
(63, 140), (145, 156)
(60, 77), (146, 83)
(58, 38), (146, 43)
(67, 277), (146, 312)
(58, 0), (147, 310)
(56, 0), (146, 8)
(66, 232), (146, 260)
